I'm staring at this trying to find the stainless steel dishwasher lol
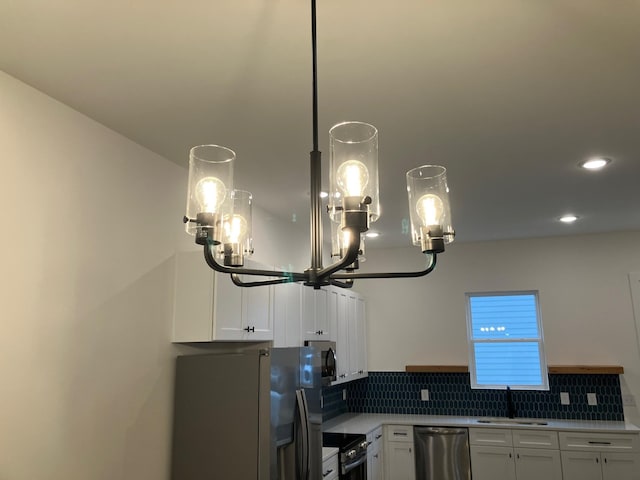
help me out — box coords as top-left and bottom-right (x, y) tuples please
(414, 426), (471, 480)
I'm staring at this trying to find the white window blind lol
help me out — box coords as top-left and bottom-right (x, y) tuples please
(466, 291), (548, 390)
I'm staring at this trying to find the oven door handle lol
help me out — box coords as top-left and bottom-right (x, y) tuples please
(343, 452), (367, 474)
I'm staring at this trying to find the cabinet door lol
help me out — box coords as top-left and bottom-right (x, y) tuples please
(470, 446), (517, 480)
(302, 288), (330, 341)
(315, 288), (329, 337)
(561, 451), (602, 480)
(347, 294), (359, 377)
(515, 448), (562, 480)
(368, 427), (384, 480)
(335, 291), (349, 382)
(213, 271), (244, 339)
(355, 295), (367, 376)
(327, 287), (339, 343)
(322, 452), (339, 480)
(301, 287), (317, 340)
(241, 281), (273, 340)
(370, 449), (384, 480)
(273, 282), (301, 347)
(602, 452), (640, 480)
(385, 442), (415, 480)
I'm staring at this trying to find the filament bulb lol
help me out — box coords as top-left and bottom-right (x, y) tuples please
(416, 194), (444, 226)
(336, 160), (369, 197)
(224, 214), (248, 243)
(195, 177), (227, 213)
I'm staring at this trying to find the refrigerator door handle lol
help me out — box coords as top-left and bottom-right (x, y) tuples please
(295, 389), (310, 480)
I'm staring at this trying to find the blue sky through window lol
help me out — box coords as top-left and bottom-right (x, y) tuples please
(467, 292), (548, 390)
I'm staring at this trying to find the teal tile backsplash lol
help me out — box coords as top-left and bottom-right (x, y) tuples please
(323, 371), (624, 423)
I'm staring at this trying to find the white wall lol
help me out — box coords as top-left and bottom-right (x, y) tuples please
(0, 71), (187, 479)
(356, 231), (640, 423)
(0, 71), (312, 480)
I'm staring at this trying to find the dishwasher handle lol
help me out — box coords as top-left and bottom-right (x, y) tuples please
(414, 426), (469, 436)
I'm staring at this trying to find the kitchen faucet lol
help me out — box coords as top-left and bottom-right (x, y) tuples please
(506, 386), (517, 419)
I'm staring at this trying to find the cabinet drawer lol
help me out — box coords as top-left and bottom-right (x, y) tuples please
(513, 429), (559, 449)
(470, 427), (513, 447)
(385, 424), (414, 443)
(322, 453), (339, 479)
(559, 432), (640, 452)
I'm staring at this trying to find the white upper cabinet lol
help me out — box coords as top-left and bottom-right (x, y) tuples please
(328, 286), (367, 385)
(172, 251), (274, 342)
(273, 282), (302, 347)
(301, 287), (331, 341)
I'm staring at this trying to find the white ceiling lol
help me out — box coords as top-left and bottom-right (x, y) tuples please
(2, 0), (639, 248)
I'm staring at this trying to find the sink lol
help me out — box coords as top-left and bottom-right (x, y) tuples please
(476, 418), (548, 426)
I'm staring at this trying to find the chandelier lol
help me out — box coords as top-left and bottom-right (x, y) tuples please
(182, 0), (455, 289)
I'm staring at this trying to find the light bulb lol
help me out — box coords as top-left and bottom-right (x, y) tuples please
(224, 214), (248, 243)
(416, 194), (444, 226)
(195, 176), (227, 213)
(336, 160), (369, 197)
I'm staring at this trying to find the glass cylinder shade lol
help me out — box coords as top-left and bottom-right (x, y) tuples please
(330, 219), (366, 264)
(406, 165), (454, 252)
(329, 122), (380, 227)
(220, 190), (253, 266)
(185, 145), (235, 241)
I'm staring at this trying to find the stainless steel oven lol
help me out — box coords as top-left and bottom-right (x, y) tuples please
(304, 340), (336, 385)
(323, 432), (368, 480)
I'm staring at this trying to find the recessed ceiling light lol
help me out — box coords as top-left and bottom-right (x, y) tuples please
(559, 214), (578, 224)
(579, 157), (611, 170)
(365, 232), (380, 238)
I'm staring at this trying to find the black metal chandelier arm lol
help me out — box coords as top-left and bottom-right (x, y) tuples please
(230, 273), (296, 287)
(203, 242), (307, 281)
(329, 253), (438, 280)
(330, 278), (354, 288)
(313, 229), (361, 282)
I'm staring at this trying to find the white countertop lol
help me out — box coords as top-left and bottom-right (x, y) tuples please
(323, 413), (640, 435)
(322, 446), (339, 462)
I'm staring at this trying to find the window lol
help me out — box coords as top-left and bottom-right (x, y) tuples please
(466, 291), (548, 390)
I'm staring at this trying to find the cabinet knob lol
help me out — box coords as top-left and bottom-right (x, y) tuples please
(374, 454), (379, 459)
(244, 326), (255, 332)
(322, 469), (333, 477)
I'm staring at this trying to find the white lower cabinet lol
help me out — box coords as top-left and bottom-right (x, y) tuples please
(322, 450), (339, 480)
(384, 425), (415, 480)
(559, 432), (640, 480)
(470, 445), (517, 480)
(367, 426), (384, 480)
(470, 428), (562, 480)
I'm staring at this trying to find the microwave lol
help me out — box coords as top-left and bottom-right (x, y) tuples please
(305, 340), (337, 385)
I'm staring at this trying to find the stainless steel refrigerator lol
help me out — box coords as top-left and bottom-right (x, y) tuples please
(170, 347), (323, 480)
